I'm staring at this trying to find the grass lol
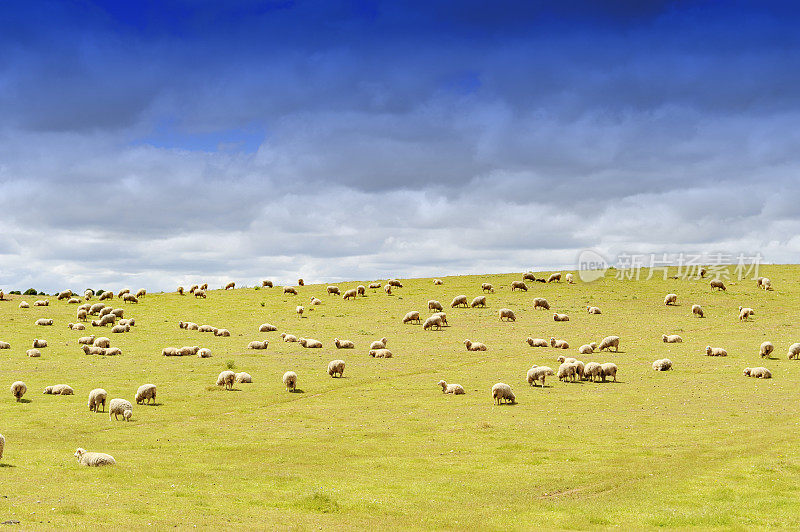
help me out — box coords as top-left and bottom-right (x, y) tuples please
(1, 266), (799, 529)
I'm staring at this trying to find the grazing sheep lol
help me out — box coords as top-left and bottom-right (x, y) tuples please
(758, 277), (772, 290)
(84, 289), (94, 299)
(93, 337), (110, 348)
(217, 371), (235, 390)
(178, 346), (200, 356)
(547, 273), (562, 283)
(77, 309), (88, 321)
(692, 304), (704, 318)
(111, 324), (129, 333)
(533, 298), (550, 310)
(18, 301), (29, 308)
(327, 286), (340, 296)
(423, 315), (443, 330)
(759, 341), (774, 358)
(566, 273), (574, 284)
(481, 283), (494, 293)
(370, 337), (388, 350)
(464, 339), (487, 351)
(428, 300), (443, 312)
(74, 448), (115, 467)
(194, 289), (207, 299)
(556, 356), (576, 364)
(189, 285), (198, 293)
(402, 311), (421, 324)
(491, 383), (515, 404)
(283, 371), (297, 391)
(739, 306), (755, 321)
(135, 384), (157, 405)
(433, 312), (448, 325)
(664, 293), (678, 305)
(343, 289), (357, 300)
(470, 296), (487, 308)
(67, 297), (80, 304)
(197, 348), (212, 358)
(584, 362), (602, 381)
(118, 289), (130, 298)
(523, 272), (536, 282)
(550, 337), (569, 349)
(511, 281), (528, 291)
(69, 322), (86, 330)
(32, 338), (48, 348)
(27, 349), (41, 357)
(43, 384), (74, 395)
(57, 290), (72, 300)
(89, 303), (105, 315)
(578, 343), (595, 355)
(0, 341), (9, 349)
(224, 282), (235, 290)
(214, 328), (231, 337)
(600, 363), (618, 382)
(135, 289), (146, 298)
(710, 279), (726, 291)
(705, 346), (728, 357)
(296, 306), (304, 317)
(100, 307), (114, 317)
(662, 334), (683, 343)
(369, 348), (393, 358)
(527, 337), (549, 348)
(119, 318), (134, 327)
(248, 340), (269, 350)
(586, 306), (601, 314)
(334, 338), (354, 349)
(787, 343), (800, 360)
(35, 318), (53, 326)
(598, 336), (620, 352)
(78, 335), (95, 345)
(177, 286), (184, 295)
(262, 280), (273, 288)
(553, 313), (570, 322)
(122, 293), (138, 303)
(357, 285), (366, 296)
(259, 323), (278, 332)
(526, 365), (554, 387)
(388, 279), (403, 288)
(200, 283), (208, 290)
(280, 333), (298, 343)
(109, 398), (133, 421)
(384, 284), (392, 295)
(451, 295), (468, 308)
(743, 367), (772, 379)
(98, 291), (112, 301)
(369, 282), (382, 289)
(438, 380), (465, 394)
(83, 345), (105, 356)
(652, 359), (672, 371)
(34, 299), (49, 307)
(235, 372), (252, 383)
(88, 388), (107, 412)
(433, 279), (443, 285)
(498, 308), (516, 321)
(328, 360), (346, 378)
(557, 363), (577, 382)
(298, 337), (323, 348)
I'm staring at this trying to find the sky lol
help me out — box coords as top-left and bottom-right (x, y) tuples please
(1, 0), (799, 292)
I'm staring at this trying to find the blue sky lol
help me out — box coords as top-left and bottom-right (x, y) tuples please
(1, 1), (799, 291)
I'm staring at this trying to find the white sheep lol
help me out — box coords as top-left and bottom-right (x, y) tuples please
(248, 340), (269, 350)
(662, 334), (683, 343)
(177, 346), (199, 356)
(310, 297), (322, 306)
(118, 289), (130, 298)
(464, 339), (487, 351)
(135, 288), (147, 298)
(109, 398), (133, 421)
(402, 311), (421, 324)
(214, 328), (230, 337)
(433, 279), (443, 285)
(526, 337), (549, 347)
(705, 346), (728, 357)
(369, 349), (393, 358)
(759, 341), (774, 358)
(198, 348), (212, 358)
(664, 293), (678, 306)
(135, 384), (157, 404)
(578, 343), (596, 355)
(598, 336), (620, 352)
(438, 380), (465, 394)
(93, 337), (111, 348)
(217, 371), (235, 390)
(98, 291), (112, 301)
(326, 286), (340, 296)
(328, 360), (345, 378)
(35, 318), (53, 326)
(498, 308), (516, 322)
(198, 324), (215, 332)
(532, 298), (550, 310)
(283, 371), (297, 391)
(18, 301), (29, 308)
(235, 372), (252, 383)
(343, 289), (358, 300)
(758, 277), (772, 290)
(357, 285), (366, 296)
(738, 306), (755, 321)
(78, 335), (96, 345)
(296, 305), (304, 317)
(710, 279), (726, 291)
(34, 299), (49, 306)
(526, 365), (554, 387)
(298, 337), (322, 348)
(370, 337), (388, 350)
(510, 281), (528, 291)
(743, 367), (771, 379)
(69, 323), (86, 330)
(74, 448), (115, 466)
(111, 324), (130, 333)
(259, 323), (278, 332)
(565, 273), (574, 284)
(787, 343), (800, 360)
(428, 300), (443, 311)
(547, 273), (561, 283)
(280, 333), (298, 343)
(43, 384), (74, 395)
(492, 383), (515, 404)
(470, 296), (487, 308)
(384, 284), (392, 295)
(550, 337), (569, 349)
(600, 363), (618, 382)
(433, 312), (448, 325)
(224, 282), (235, 290)
(0, 341), (9, 349)
(26, 349), (41, 358)
(88, 388), (107, 412)
(368, 282), (382, 289)
(262, 280), (273, 288)
(334, 338), (354, 349)
(32, 338), (48, 348)
(423, 315), (443, 330)
(584, 362), (602, 381)
(161, 347), (179, 356)
(194, 289), (207, 298)
(692, 304), (704, 318)
(481, 283), (494, 293)
(553, 313), (569, 322)
(586, 306), (601, 314)
(557, 356), (577, 364)
(557, 363), (577, 382)
(451, 295), (468, 308)
(652, 359), (672, 371)
(122, 294), (139, 303)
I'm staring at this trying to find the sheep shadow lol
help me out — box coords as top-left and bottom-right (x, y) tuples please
(140, 402), (163, 406)
(0, 463), (15, 468)
(289, 388), (305, 394)
(17, 399), (32, 404)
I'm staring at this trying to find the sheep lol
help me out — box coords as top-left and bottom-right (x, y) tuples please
(598, 336), (620, 352)
(200, 283), (208, 290)
(224, 282), (235, 290)
(98, 291), (112, 301)
(759, 341), (774, 358)
(298, 337), (323, 348)
(197, 348), (212, 358)
(705, 346), (728, 357)
(343, 289), (358, 300)
(84, 289), (94, 299)
(43, 384), (74, 395)
(123, 294), (139, 303)
(334, 338), (354, 349)
(104, 347), (122, 356)
(547, 273), (562, 283)
(161, 347), (179, 356)
(423, 315), (443, 330)
(77, 310), (88, 322)
(185, 322), (199, 330)
(586, 306), (601, 314)
(177, 286), (185, 295)
(27, 349), (41, 357)
(550, 337), (570, 349)
(32, 338), (48, 348)
(523, 272), (536, 281)
(526, 365), (554, 387)
(511, 281), (528, 291)
(178, 346), (200, 356)
(57, 290), (72, 300)
(248, 340), (269, 350)
(739, 306), (755, 321)
(652, 359), (672, 371)
(88, 388), (107, 412)
(259, 323), (278, 332)
(388, 279), (403, 288)
(662, 334), (683, 343)
(758, 277), (772, 290)
(481, 283), (494, 293)
(95, 314), (115, 326)
(451, 295), (468, 308)
(369, 282), (382, 289)
(93, 337), (111, 348)
(553, 313), (570, 322)
(111, 324), (130, 333)
(328, 360), (346, 378)
(309, 297), (321, 306)
(118, 289), (130, 298)
(433, 312), (448, 325)
(600, 362), (618, 382)
(189, 285), (198, 293)
(297, 278), (304, 286)
(67, 297), (80, 304)
(403, 311), (421, 324)
(109, 398), (133, 421)
(100, 306), (114, 317)
(0, 341), (9, 349)
(78, 303), (91, 311)
(18, 301), (29, 308)
(566, 273), (574, 284)
(664, 293), (678, 305)
(198, 324), (215, 333)
(470, 296), (486, 308)
(327, 286), (341, 296)
(491, 383), (515, 404)
(214, 328), (231, 337)
(433, 279), (443, 285)
(743, 367), (772, 379)
(235, 372), (252, 383)
(370, 337), (388, 350)
(787, 343), (800, 360)
(194, 289), (207, 299)
(280, 333), (298, 343)
(527, 337), (549, 347)
(135, 288), (146, 298)
(557, 356), (576, 364)
(464, 339), (487, 351)
(428, 300), (443, 311)
(82, 345), (105, 356)
(283, 371), (297, 391)
(89, 303), (105, 315)
(34, 299), (49, 306)
(119, 318), (135, 327)
(532, 297), (550, 311)
(296, 306), (304, 317)
(368, 348), (393, 358)
(578, 343), (596, 355)
(357, 285), (366, 296)
(438, 380), (465, 394)
(35, 318), (53, 326)
(74, 448), (116, 467)
(69, 322), (86, 330)
(217, 371), (235, 390)
(135, 384), (157, 405)
(498, 308), (516, 321)
(710, 279), (726, 291)
(584, 362), (602, 381)
(78, 335), (95, 345)
(557, 363), (577, 382)
(384, 284), (392, 295)
(692, 304), (704, 318)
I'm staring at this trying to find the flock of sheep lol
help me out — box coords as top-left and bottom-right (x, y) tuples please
(0, 271), (791, 467)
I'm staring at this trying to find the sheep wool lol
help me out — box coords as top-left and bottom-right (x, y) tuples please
(217, 371), (235, 390)
(438, 380), (465, 394)
(88, 389), (107, 412)
(759, 341), (774, 358)
(283, 371), (297, 391)
(328, 360), (346, 378)
(491, 383), (515, 404)
(74, 448), (116, 466)
(135, 384), (157, 404)
(743, 367), (771, 379)
(109, 398), (133, 421)
(652, 359), (672, 371)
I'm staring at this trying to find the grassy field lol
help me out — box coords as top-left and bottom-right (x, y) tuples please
(1, 265), (799, 530)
